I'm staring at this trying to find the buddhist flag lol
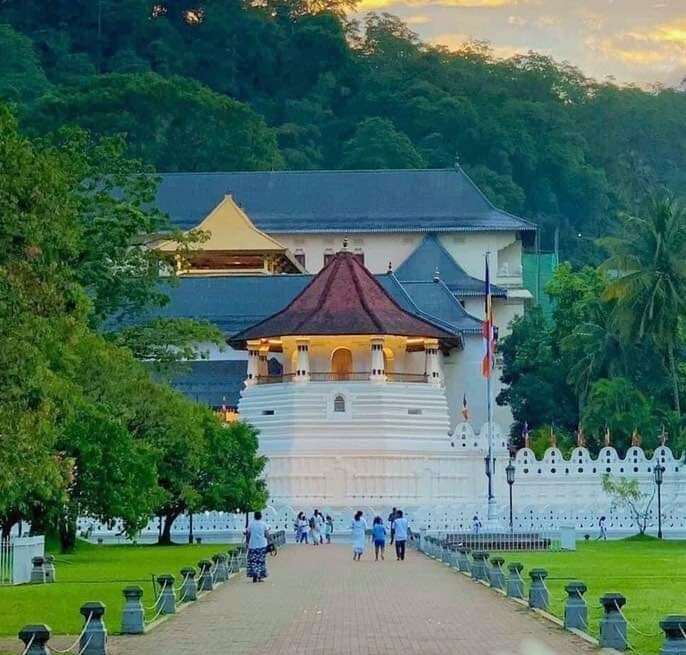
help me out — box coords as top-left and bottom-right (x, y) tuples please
(461, 394), (470, 421)
(659, 425), (668, 446)
(604, 424), (611, 448)
(549, 423), (557, 448)
(482, 256), (495, 378)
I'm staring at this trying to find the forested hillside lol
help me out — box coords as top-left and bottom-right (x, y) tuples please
(1, 0), (685, 259)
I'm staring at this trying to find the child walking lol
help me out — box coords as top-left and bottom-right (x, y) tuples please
(372, 516), (387, 561)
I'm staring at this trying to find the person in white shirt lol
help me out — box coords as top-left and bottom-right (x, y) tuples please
(392, 510), (409, 561)
(350, 510), (368, 561)
(246, 511), (270, 583)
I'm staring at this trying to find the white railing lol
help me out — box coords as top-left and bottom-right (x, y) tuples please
(0, 536), (44, 585)
(0, 539), (12, 584)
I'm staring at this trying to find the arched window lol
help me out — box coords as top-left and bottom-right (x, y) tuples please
(334, 395), (346, 412)
(331, 348), (353, 380)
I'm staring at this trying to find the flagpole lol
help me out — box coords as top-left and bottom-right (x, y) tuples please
(485, 252), (496, 523)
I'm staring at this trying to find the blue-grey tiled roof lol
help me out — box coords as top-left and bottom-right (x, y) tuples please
(155, 169), (535, 233)
(165, 359), (281, 408)
(120, 273), (477, 340)
(395, 234), (506, 298)
(394, 279), (483, 334)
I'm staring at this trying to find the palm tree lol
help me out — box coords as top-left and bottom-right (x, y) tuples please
(601, 193), (686, 415)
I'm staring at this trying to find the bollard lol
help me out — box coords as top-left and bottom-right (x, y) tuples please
(212, 553), (229, 582)
(471, 551), (489, 582)
(80, 601), (107, 655)
(18, 624), (51, 655)
(179, 567), (197, 602)
(44, 555), (56, 583)
(198, 560), (214, 592)
(507, 562), (525, 598)
(528, 569), (549, 610)
(457, 547), (471, 573)
(660, 615), (686, 655)
(599, 593), (628, 651)
(564, 581), (588, 632)
(156, 575), (176, 614)
(489, 557), (506, 590)
(121, 587), (144, 634)
(30, 556), (46, 584)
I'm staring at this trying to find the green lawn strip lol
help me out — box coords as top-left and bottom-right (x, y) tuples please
(0, 539), (235, 636)
(503, 538), (686, 654)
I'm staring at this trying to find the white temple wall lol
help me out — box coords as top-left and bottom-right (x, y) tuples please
(442, 336), (512, 431)
(275, 233), (423, 274)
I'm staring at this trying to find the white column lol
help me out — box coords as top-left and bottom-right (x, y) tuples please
(425, 339), (442, 386)
(246, 342), (260, 386)
(295, 339), (310, 383)
(258, 346), (269, 378)
(370, 337), (386, 381)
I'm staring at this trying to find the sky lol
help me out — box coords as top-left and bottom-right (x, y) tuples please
(354, 0), (686, 87)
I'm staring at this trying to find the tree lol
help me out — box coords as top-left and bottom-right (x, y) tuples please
(342, 117), (424, 170)
(602, 475), (656, 536)
(601, 194), (686, 415)
(27, 73), (283, 172)
(0, 25), (51, 103)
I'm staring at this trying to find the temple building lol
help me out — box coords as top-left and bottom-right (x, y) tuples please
(155, 194), (304, 275)
(228, 247), (485, 506)
(150, 168), (535, 432)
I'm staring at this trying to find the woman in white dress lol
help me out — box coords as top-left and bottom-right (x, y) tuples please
(350, 510), (367, 561)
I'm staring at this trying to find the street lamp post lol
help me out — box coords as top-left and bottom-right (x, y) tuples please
(506, 460), (516, 533)
(188, 512), (194, 545)
(654, 462), (665, 540)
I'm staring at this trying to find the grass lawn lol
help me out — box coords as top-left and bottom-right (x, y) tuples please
(506, 536), (686, 654)
(0, 538), (235, 636)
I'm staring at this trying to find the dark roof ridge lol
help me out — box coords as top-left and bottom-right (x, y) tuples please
(157, 168), (459, 177)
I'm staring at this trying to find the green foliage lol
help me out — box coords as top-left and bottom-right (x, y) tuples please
(500, 242), (686, 453)
(601, 474), (656, 535)
(2, 2), (686, 255)
(0, 24), (51, 103)
(110, 318), (224, 368)
(342, 117), (425, 170)
(27, 73), (283, 172)
(0, 105), (267, 548)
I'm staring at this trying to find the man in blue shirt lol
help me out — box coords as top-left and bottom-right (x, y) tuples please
(392, 509), (409, 561)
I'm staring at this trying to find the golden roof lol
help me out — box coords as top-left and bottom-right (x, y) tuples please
(157, 195), (289, 253)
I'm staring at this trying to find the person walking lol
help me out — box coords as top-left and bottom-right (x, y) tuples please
(393, 510), (409, 561)
(472, 515), (482, 536)
(308, 512), (318, 546)
(598, 516), (608, 541)
(315, 509), (326, 545)
(350, 510), (367, 561)
(388, 507), (398, 545)
(246, 511), (270, 583)
(372, 516), (387, 561)
(325, 515), (334, 544)
(296, 512), (308, 544)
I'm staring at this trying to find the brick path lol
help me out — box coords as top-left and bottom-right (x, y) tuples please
(109, 544), (594, 655)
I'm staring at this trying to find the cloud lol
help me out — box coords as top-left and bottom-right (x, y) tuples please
(429, 32), (530, 59)
(508, 15), (527, 26)
(357, 0), (528, 9)
(405, 14), (432, 24)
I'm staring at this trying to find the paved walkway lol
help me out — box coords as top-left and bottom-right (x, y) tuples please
(109, 544), (594, 655)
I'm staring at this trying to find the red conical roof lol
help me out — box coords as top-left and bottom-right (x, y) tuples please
(231, 250), (457, 343)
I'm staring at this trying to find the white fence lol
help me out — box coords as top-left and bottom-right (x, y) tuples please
(0, 536), (44, 585)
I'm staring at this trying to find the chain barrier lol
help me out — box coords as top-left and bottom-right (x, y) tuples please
(74, 635), (92, 655)
(144, 589), (165, 612)
(50, 613), (93, 654)
(615, 600), (662, 638)
(173, 571), (191, 593)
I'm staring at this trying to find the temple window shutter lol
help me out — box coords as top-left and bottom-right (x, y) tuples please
(334, 395), (346, 412)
